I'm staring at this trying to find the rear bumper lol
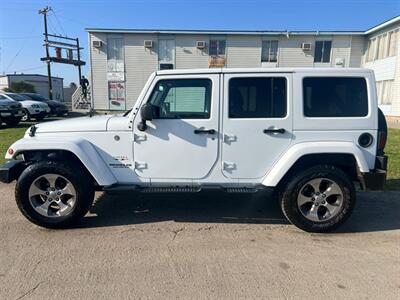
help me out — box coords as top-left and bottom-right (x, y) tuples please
(359, 155), (388, 191)
(0, 160), (26, 183)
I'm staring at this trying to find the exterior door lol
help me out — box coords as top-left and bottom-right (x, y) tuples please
(133, 74), (220, 179)
(222, 73), (293, 179)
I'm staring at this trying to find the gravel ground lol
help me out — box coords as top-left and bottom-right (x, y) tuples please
(1, 183), (399, 300)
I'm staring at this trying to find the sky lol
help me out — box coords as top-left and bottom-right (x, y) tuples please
(0, 0), (399, 85)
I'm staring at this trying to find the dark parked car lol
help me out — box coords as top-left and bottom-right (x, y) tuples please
(0, 95), (23, 126)
(21, 93), (68, 117)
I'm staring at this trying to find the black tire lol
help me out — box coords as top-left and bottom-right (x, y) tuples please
(21, 109), (30, 122)
(280, 165), (356, 233)
(15, 161), (94, 229)
(4, 117), (22, 126)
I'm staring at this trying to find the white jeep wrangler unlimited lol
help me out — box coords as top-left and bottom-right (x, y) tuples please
(0, 68), (388, 232)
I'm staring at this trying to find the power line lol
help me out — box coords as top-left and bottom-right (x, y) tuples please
(3, 27), (36, 72)
(51, 10), (67, 36)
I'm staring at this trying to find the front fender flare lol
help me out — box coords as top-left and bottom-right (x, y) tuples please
(6, 137), (117, 186)
(261, 142), (369, 187)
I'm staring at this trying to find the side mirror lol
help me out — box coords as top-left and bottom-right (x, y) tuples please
(138, 103), (157, 131)
(141, 103), (155, 121)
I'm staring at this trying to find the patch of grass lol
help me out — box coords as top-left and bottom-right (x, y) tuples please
(0, 124), (30, 164)
(0, 122), (399, 190)
(385, 128), (400, 190)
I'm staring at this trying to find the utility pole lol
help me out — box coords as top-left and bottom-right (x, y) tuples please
(39, 6), (53, 99)
(76, 38), (82, 82)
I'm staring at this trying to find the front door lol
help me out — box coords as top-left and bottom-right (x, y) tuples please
(222, 73), (293, 179)
(133, 74), (220, 179)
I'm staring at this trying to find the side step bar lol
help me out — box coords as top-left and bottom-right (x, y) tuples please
(103, 185), (272, 194)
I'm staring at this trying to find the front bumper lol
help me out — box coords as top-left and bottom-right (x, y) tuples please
(0, 160), (26, 183)
(0, 109), (24, 118)
(359, 155), (388, 191)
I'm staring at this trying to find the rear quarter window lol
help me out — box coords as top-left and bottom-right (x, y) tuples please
(303, 77), (368, 117)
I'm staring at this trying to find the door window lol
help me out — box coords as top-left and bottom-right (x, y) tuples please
(229, 77), (287, 118)
(148, 79), (212, 119)
(303, 77), (368, 117)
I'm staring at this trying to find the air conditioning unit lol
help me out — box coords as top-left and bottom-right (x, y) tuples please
(335, 57), (345, 67)
(144, 40), (153, 48)
(301, 42), (312, 51)
(92, 40), (103, 48)
(196, 41), (206, 49)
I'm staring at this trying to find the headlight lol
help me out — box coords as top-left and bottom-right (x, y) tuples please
(31, 104), (40, 108)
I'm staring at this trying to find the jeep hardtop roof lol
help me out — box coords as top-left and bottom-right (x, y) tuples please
(156, 67), (373, 76)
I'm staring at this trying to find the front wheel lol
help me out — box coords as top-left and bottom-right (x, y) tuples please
(21, 109), (30, 122)
(15, 161), (95, 228)
(280, 165), (356, 233)
(4, 117), (22, 126)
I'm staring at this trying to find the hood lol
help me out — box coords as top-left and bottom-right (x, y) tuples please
(21, 100), (49, 108)
(35, 115), (113, 133)
(0, 99), (20, 107)
(47, 100), (66, 107)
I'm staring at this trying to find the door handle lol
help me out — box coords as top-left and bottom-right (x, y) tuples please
(194, 129), (216, 135)
(263, 128), (286, 134)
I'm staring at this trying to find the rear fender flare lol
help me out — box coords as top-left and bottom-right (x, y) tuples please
(262, 142), (369, 187)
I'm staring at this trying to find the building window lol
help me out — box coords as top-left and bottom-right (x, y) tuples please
(377, 80), (394, 105)
(209, 40), (226, 56)
(388, 29), (399, 57)
(377, 34), (387, 59)
(158, 39), (175, 70)
(366, 29), (399, 62)
(303, 77), (368, 117)
(314, 41), (332, 63)
(107, 37), (124, 81)
(261, 40), (278, 62)
(148, 79), (212, 119)
(229, 77), (287, 118)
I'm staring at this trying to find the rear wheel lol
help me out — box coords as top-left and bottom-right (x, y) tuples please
(35, 115), (45, 121)
(280, 165), (356, 233)
(15, 161), (95, 228)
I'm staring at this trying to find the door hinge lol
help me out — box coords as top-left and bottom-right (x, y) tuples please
(135, 161), (148, 169)
(224, 134), (237, 144)
(223, 161), (237, 170)
(134, 134), (147, 142)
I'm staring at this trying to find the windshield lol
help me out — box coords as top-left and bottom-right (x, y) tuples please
(6, 93), (29, 101)
(22, 93), (48, 101)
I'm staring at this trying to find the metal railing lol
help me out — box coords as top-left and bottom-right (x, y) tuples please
(72, 85), (92, 110)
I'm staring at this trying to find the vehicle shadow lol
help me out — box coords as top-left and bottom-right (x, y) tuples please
(75, 190), (400, 233)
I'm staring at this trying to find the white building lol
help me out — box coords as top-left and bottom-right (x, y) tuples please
(86, 16), (400, 118)
(0, 74), (64, 101)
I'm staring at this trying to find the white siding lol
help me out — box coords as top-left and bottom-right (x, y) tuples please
(364, 56), (397, 81)
(226, 35), (261, 68)
(124, 34), (158, 108)
(279, 36), (315, 67)
(90, 33), (108, 110)
(331, 36), (351, 67)
(349, 36), (365, 67)
(0, 76), (9, 90)
(175, 35), (209, 69)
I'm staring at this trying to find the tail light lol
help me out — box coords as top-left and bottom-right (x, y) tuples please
(377, 131), (387, 154)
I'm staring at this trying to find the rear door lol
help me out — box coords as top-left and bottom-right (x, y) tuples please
(222, 73), (293, 179)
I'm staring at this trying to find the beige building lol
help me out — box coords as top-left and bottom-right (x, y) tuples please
(86, 16), (400, 117)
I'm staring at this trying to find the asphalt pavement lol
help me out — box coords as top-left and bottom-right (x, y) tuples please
(1, 183), (399, 299)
